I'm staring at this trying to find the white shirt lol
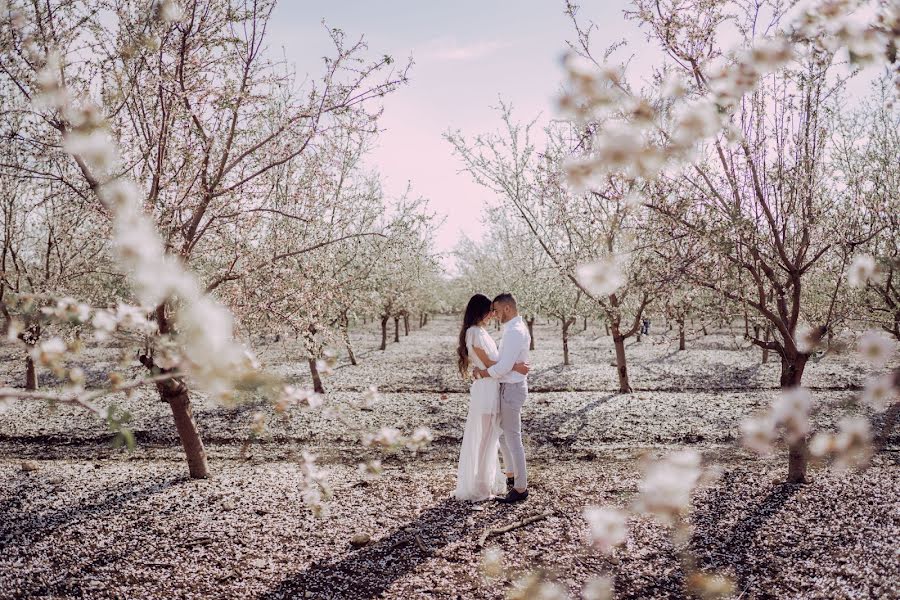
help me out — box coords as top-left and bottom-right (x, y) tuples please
(487, 315), (531, 383)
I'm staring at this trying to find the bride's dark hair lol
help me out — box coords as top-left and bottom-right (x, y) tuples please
(457, 294), (493, 378)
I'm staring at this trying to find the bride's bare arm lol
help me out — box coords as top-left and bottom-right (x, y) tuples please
(472, 346), (530, 377)
(471, 346), (497, 368)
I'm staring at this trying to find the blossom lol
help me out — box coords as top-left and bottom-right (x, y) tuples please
(480, 547), (504, 579)
(847, 254), (876, 287)
(406, 426), (434, 452)
(740, 414), (777, 454)
(361, 385), (380, 408)
(772, 387), (812, 443)
(660, 72), (686, 99)
(637, 450), (702, 522)
(278, 386), (323, 411)
(858, 330), (895, 368)
(583, 577), (614, 600)
(672, 102), (722, 146)
(795, 325), (824, 354)
(861, 373), (897, 411)
(63, 130), (116, 170)
(363, 426), (402, 448)
(583, 506), (627, 553)
(748, 38), (794, 70)
(357, 460), (383, 477)
(156, 0), (184, 23)
(576, 256), (625, 297)
(316, 349), (338, 376)
(31, 337), (67, 365)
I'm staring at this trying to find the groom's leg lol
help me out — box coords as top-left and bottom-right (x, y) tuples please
(498, 384), (514, 476)
(500, 381), (527, 490)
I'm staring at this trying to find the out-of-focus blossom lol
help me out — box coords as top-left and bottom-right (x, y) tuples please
(576, 256), (625, 297)
(847, 254), (876, 287)
(363, 426), (402, 448)
(63, 130), (116, 170)
(637, 449), (702, 523)
(480, 547), (504, 579)
(795, 325), (824, 354)
(740, 414), (777, 454)
(858, 330), (895, 368)
(861, 373), (897, 411)
(361, 385), (379, 408)
(31, 337), (67, 365)
(357, 459), (383, 477)
(277, 386), (323, 412)
(316, 349), (338, 376)
(406, 426), (434, 452)
(810, 417), (873, 471)
(772, 387), (812, 443)
(156, 0), (184, 23)
(672, 102), (722, 147)
(583, 577), (614, 600)
(583, 506), (628, 553)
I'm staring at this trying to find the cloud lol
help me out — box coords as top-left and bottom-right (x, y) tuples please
(427, 39), (511, 62)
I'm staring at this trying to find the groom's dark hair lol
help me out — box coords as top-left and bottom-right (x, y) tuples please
(493, 292), (517, 309)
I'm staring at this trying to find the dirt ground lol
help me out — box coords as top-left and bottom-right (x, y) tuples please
(1, 316), (897, 599)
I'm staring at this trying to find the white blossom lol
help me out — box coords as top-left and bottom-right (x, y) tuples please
(740, 414), (777, 454)
(858, 330), (895, 368)
(772, 388), (813, 443)
(405, 426), (434, 452)
(847, 254), (876, 287)
(583, 577), (614, 600)
(156, 0), (184, 23)
(861, 373), (897, 411)
(576, 256), (625, 297)
(480, 547), (504, 579)
(63, 130), (116, 170)
(583, 506), (628, 553)
(637, 449), (702, 522)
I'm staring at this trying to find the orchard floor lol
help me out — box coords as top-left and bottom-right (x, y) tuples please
(1, 316), (898, 600)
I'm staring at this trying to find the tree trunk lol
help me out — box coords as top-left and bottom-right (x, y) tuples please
(423, 313), (429, 326)
(780, 354), (809, 484)
(762, 327), (770, 364)
(562, 318), (571, 366)
(678, 318), (686, 351)
(165, 387), (209, 479)
(341, 314), (357, 366)
(145, 303), (209, 479)
(308, 357), (324, 394)
(403, 313), (409, 336)
(701, 324), (708, 336)
(526, 317), (535, 350)
(583, 316), (588, 331)
(611, 323), (632, 393)
(393, 317), (400, 343)
(25, 355), (37, 390)
(419, 313), (425, 328)
(380, 316), (389, 350)
(604, 322), (610, 336)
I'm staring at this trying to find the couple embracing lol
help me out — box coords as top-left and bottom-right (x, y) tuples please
(453, 293), (531, 504)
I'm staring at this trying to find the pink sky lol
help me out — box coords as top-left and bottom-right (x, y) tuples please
(267, 2), (879, 272)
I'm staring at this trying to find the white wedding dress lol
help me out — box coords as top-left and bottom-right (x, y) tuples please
(453, 326), (506, 501)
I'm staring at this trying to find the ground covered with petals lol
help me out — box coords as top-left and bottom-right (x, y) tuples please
(1, 317), (897, 599)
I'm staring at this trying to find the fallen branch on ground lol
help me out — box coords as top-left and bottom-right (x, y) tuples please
(477, 510), (554, 547)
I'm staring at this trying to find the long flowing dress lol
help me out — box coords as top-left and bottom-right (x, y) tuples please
(453, 326), (506, 501)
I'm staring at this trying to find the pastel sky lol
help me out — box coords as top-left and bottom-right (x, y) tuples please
(266, 2), (880, 272)
(266, 1), (652, 271)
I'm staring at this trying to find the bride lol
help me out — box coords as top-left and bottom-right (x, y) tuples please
(453, 294), (529, 501)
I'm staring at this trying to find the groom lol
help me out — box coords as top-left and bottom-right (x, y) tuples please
(473, 292), (531, 503)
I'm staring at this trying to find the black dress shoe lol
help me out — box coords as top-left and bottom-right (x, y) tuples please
(497, 488), (528, 503)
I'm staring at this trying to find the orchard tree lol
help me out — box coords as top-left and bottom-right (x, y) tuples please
(448, 111), (679, 392)
(0, 0), (409, 478)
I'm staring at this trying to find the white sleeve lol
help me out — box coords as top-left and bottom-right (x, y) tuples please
(487, 327), (524, 378)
